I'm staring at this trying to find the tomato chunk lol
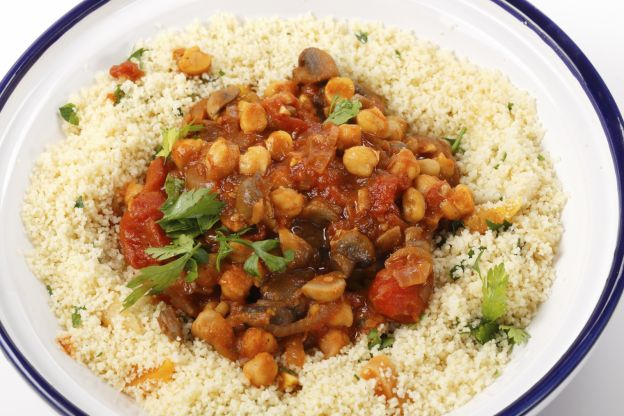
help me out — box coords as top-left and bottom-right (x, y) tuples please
(143, 157), (168, 192)
(262, 93), (310, 134)
(368, 268), (431, 323)
(120, 191), (170, 268)
(109, 60), (145, 82)
(367, 174), (409, 217)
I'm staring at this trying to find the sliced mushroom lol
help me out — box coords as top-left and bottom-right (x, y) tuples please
(374, 226), (403, 255)
(206, 85), (240, 119)
(301, 272), (346, 302)
(300, 198), (340, 225)
(292, 47), (339, 84)
(235, 175), (264, 224)
(330, 252), (355, 277)
(278, 228), (314, 269)
(157, 305), (183, 341)
(331, 229), (376, 269)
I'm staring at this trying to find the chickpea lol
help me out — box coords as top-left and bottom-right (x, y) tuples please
(436, 153), (456, 179)
(301, 272), (346, 302)
(402, 187), (426, 224)
(172, 138), (205, 170)
(243, 352), (278, 387)
(324, 77), (355, 103)
(385, 116), (408, 140)
(238, 101), (267, 133)
(218, 267), (254, 302)
(176, 46), (212, 76)
(284, 336), (306, 368)
(264, 80), (296, 97)
(356, 107), (388, 137)
(388, 148), (420, 180)
(214, 301), (229, 316)
(415, 174), (439, 195)
(336, 124), (362, 150)
(270, 187), (304, 218)
(239, 146), (271, 175)
(206, 138), (240, 179)
(191, 307), (236, 360)
(318, 329), (350, 357)
(418, 158), (441, 177)
(327, 302), (354, 327)
(239, 328), (279, 359)
(266, 130), (293, 161)
(343, 146), (379, 177)
(360, 354), (397, 399)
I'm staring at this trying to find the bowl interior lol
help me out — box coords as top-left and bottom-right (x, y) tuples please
(0, 0), (618, 414)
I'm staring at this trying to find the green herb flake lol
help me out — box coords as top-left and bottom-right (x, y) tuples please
(443, 127), (467, 154)
(394, 49), (402, 58)
(367, 328), (395, 350)
(481, 263), (508, 322)
(537, 154), (545, 161)
(59, 103), (79, 126)
(500, 325), (530, 345)
(324, 96), (362, 125)
(46, 285), (53, 295)
(113, 84), (125, 105)
(472, 320), (499, 344)
(449, 220), (464, 233)
(507, 102), (514, 112)
(279, 366), (298, 377)
(355, 31), (368, 44)
(74, 196), (84, 209)
(128, 48), (147, 61)
(354, 374), (360, 380)
(486, 219), (512, 233)
(449, 264), (464, 280)
(71, 306), (86, 328)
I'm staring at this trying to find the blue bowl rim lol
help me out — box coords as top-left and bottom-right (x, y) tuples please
(0, 1), (622, 415)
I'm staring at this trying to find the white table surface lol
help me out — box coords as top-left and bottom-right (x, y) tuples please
(1, 1), (622, 415)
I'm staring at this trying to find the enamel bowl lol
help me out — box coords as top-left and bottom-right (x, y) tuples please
(0, 1), (622, 415)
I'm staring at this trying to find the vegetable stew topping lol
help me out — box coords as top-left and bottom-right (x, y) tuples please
(118, 47), (476, 390)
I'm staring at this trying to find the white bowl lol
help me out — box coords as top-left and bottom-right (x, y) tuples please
(0, 0), (622, 415)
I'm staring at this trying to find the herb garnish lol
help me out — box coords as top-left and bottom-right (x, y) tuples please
(449, 220), (464, 233)
(279, 366), (298, 377)
(59, 103), (79, 126)
(367, 328), (395, 350)
(71, 306), (86, 328)
(507, 102), (514, 112)
(74, 196), (84, 208)
(156, 124), (205, 158)
(204, 69), (225, 83)
(355, 31), (368, 44)
(324, 96), (362, 126)
(394, 49), (402, 58)
(128, 48), (147, 62)
(537, 154), (545, 161)
(486, 219), (512, 233)
(469, 254), (529, 345)
(113, 85), (125, 105)
(215, 229), (294, 279)
(46, 285), (53, 295)
(443, 127), (467, 154)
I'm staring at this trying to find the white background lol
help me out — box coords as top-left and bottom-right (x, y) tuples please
(0, 1), (622, 415)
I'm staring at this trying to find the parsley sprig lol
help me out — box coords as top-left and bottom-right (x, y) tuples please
(443, 127), (467, 154)
(215, 229), (294, 279)
(59, 103), (79, 126)
(324, 96), (362, 126)
(469, 252), (529, 345)
(367, 328), (395, 350)
(71, 306), (86, 328)
(156, 124), (204, 158)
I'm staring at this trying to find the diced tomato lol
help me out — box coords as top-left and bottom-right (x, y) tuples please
(262, 93), (310, 134)
(119, 191), (170, 268)
(367, 174), (409, 216)
(368, 268), (431, 323)
(109, 60), (145, 82)
(143, 157), (168, 192)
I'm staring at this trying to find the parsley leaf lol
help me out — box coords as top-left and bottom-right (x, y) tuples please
(128, 48), (147, 61)
(123, 243), (202, 309)
(507, 102), (514, 112)
(443, 127), (467, 154)
(74, 196), (84, 208)
(481, 263), (508, 322)
(471, 320), (499, 344)
(394, 49), (402, 58)
(367, 328), (395, 350)
(156, 124), (204, 158)
(486, 219), (512, 233)
(145, 234), (196, 261)
(215, 230), (294, 280)
(59, 103), (79, 126)
(113, 85), (125, 105)
(324, 96), (362, 125)
(158, 184), (223, 237)
(46, 285), (53, 295)
(500, 325), (530, 345)
(355, 31), (368, 44)
(537, 154), (545, 161)
(449, 264), (464, 280)
(71, 306), (86, 328)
